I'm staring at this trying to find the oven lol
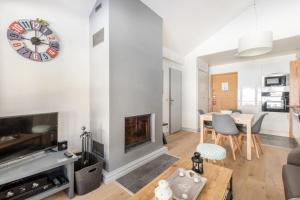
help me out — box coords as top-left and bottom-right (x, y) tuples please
(261, 92), (289, 112)
(264, 74), (288, 87)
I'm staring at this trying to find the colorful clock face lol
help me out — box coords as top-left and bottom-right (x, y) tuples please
(7, 19), (60, 62)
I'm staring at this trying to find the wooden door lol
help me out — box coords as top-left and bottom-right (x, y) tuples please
(211, 72), (238, 112)
(169, 68), (182, 133)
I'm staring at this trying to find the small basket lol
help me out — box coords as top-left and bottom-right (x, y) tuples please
(74, 153), (103, 195)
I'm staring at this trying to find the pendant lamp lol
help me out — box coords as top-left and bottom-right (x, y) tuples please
(237, 0), (273, 57)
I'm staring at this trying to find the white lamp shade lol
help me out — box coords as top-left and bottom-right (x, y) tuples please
(237, 31), (273, 57)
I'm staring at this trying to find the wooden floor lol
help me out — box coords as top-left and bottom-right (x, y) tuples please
(47, 131), (289, 200)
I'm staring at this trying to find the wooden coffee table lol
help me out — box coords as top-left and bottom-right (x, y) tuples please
(128, 157), (233, 200)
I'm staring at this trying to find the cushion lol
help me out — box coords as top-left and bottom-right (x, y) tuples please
(196, 143), (226, 161)
(282, 164), (300, 199)
(288, 147), (300, 166)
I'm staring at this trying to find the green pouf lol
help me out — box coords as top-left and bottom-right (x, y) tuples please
(196, 143), (226, 161)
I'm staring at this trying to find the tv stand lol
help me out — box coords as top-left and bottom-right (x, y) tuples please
(0, 151), (47, 170)
(0, 151), (78, 199)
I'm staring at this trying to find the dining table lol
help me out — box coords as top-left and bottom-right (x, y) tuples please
(199, 112), (255, 160)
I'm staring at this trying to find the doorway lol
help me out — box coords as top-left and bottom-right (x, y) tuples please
(211, 72), (238, 112)
(169, 68), (182, 134)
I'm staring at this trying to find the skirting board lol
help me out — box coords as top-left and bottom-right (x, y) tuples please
(102, 146), (168, 183)
(261, 129), (289, 137)
(297, 138), (300, 146)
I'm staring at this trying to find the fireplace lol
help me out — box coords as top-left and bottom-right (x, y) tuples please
(125, 114), (152, 152)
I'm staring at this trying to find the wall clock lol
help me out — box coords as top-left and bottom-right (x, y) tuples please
(7, 19), (60, 62)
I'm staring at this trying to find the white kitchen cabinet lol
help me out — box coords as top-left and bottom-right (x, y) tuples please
(261, 112), (289, 137)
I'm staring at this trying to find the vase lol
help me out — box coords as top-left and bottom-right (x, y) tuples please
(154, 180), (173, 200)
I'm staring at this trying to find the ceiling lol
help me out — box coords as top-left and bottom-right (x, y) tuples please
(2, 0), (254, 55)
(141, 0), (253, 56)
(1, 0), (97, 17)
(200, 36), (300, 66)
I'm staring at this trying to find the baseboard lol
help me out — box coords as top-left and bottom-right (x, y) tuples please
(102, 146), (168, 183)
(296, 138), (300, 146)
(182, 127), (199, 133)
(261, 129), (289, 137)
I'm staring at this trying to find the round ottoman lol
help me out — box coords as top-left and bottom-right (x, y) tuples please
(196, 143), (226, 161)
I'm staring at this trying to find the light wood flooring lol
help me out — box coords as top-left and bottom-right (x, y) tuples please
(46, 131), (290, 200)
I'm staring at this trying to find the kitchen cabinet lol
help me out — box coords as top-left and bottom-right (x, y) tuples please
(289, 60), (300, 139)
(290, 61), (300, 106)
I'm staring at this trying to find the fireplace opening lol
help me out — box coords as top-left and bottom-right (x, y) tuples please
(125, 114), (152, 152)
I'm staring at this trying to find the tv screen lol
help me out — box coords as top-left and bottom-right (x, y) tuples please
(0, 112), (58, 165)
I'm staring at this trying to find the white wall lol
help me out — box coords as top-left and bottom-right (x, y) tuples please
(0, 1), (90, 150)
(197, 61), (209, 106)
(210, 54), (295, 137)
(162, 58), (183, 133)
(89, 0), (110, 161)
(163, 48), (184, 65)
(182, 0), (300, 131)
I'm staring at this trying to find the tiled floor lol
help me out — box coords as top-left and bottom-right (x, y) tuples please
(116, 154), (178, 193)
(259, 134), (299, 149)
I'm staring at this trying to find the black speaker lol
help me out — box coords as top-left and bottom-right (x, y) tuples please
(58, 141), (68, 151)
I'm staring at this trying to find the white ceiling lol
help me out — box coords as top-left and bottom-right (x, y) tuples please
(1, 0), (97, 17)
(2, 0), (254, 55)
(141, 0), (253, 56)
(52, 0), (97, 16)
(200, 36), (300, 66)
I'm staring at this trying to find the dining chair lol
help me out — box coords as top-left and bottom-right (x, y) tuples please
(231, 109), (242, 114)
(212, 114), (241, 160)
(198, 109), (216, 141)
(238, 113), (268, 158)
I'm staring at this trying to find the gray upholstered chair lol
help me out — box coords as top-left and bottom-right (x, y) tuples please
(282, 147), (300, 200)
(198, 109), (216, 141)
(238, 113), (268, 158)
(212, 114), (241, 160)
